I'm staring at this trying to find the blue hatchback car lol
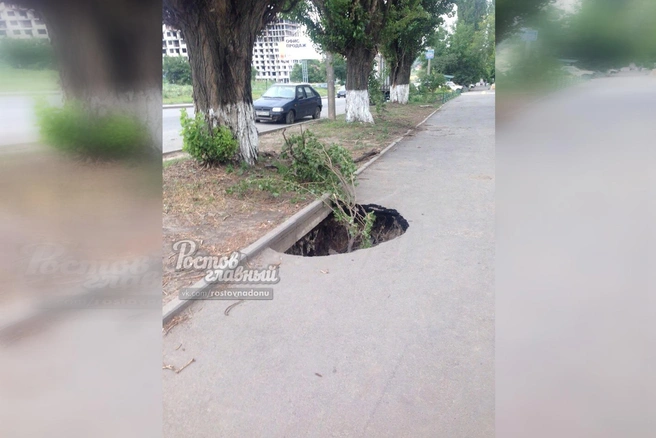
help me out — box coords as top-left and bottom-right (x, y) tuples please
(253, 83), (322, 124)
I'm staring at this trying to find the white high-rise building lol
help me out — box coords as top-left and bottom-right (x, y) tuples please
(162, 20), (320, 83)
(0, 2), (49, 39)
(162, 24), (188, 57)
(251, 19), (302, 83)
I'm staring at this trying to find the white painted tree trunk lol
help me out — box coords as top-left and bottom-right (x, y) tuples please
(345, 90), (374, 124)
(210, 101), (259, 165)
(389, 84), (410, 105)
(82, 88), (162, 154)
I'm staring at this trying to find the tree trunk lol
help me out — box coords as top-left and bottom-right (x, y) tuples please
(389, 50), (413, 105)
(24, 0), (162, 153)
(165, 3), (260, 164)
(345, 47), (375, 124)
(325, 52), (336, 120)
(164, 1), (297, 164)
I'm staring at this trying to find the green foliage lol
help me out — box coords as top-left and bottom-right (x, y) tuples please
(456, 0), (489, 30)
(332, 54), (347, 83)
(422, 11), (494, 85)
(162, 56), (192, 85)
(180, 110), (238, 166)
(381, 0), (455, 92)
(281, 130), (356, 190)
(290, 59), (326, 82)
(419, 71), (446, 92)
(368, 70), (386, 115)
(35, 101), (149, 160)
(0, 38), (54, 70)
(288, 0), (391, 92)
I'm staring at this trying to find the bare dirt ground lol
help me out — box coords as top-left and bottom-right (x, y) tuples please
(162, 102), (443, 304)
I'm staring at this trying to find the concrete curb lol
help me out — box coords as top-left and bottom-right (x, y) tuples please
(163, 150), (189, 161)
(163, 104), (194, 109)
(163, 99), (455, 323)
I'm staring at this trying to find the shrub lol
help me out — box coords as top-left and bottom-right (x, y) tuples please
(180, 110), (238, 166)
(35, 101), (148, 160)
(420, 72), (446, 93)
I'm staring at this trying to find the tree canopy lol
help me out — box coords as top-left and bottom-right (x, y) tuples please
(423, 5), (494, 85)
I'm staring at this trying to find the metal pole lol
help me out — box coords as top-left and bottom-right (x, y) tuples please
(326, 52), (336, 120)
(427, 58), (431, 76)
(302, 60), (308, 83)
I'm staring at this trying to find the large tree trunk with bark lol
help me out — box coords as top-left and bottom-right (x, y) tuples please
(19, 0), (162, 153)
(345, 46), (376, 124)
(389, 50), (414, 105)
(164, 0), (293, 165)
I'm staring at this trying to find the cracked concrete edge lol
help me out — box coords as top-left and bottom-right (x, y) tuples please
(162, 100), (452, 323)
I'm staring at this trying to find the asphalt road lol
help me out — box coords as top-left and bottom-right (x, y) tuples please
(163, 97), (346, 153)
(0, 94), (62, 147)
(163, 92), (496, 436)
(0, 94), (345, 153)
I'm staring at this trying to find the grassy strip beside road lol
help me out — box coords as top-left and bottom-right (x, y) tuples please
(0, 67), (59, 93)
(163, 80), (330, 104)
(163, 100), (449, 303)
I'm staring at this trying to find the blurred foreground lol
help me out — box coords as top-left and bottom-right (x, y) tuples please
(497, 72), (655, 436)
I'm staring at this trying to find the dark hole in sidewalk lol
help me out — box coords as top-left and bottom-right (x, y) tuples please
(285, 204), (409, 257)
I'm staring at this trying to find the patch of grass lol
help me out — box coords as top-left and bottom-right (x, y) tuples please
(36, 100), (150, 160)
(257, 101), (450, 161)
(0, 67), (59, 92)
(163, 83), (193, 105)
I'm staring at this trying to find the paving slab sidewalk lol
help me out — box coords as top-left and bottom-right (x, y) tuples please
(163, 92), (495, 438)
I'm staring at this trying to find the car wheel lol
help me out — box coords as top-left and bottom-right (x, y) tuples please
(312, 106), (321, 119)
(255, 119), (260, 123)
(285, 110), (295, 124)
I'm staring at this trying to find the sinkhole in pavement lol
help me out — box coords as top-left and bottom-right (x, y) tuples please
(285, 204), (409, 257)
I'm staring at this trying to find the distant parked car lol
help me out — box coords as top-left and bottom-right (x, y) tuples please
(337, 89), (346, 98)
(445, 81), (463, 91)
(253, 83), (322, 124)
